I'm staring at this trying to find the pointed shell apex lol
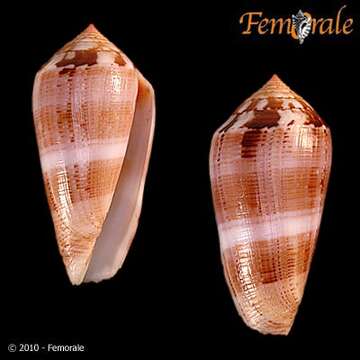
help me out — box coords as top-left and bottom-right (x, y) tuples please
(32, 26), (155, 285)
(209, 75), (332, 335)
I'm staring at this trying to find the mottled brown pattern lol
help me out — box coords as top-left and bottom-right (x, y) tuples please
(223, 241), (309, 334)
(241, 129), (264, 157)
(56, 49), (98, 67)
(225, 233), (313, 286)
(213, 163), (329, 221)
(59, 67), (76, 76)
(241, 97), (283, 129)
(266, 96), (284, 110)
(34, 66), (137, 151)
(221, 233), (313, 335)
(210, 75), (332, 335)
(51, 23), (128, 71)
(32, 25), (149, 285)
(32, 23), (156, 286)
(41, 158), (124, 284)
(43, 158), (122, 209)
(212, 125), (331, 222)
(243, 109), (281, 129)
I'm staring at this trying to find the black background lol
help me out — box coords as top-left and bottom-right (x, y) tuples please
(4, 0), (360, 356)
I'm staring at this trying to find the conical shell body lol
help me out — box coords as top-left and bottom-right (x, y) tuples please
(33, 25), (155, 285)
(209, 75), (332, 335)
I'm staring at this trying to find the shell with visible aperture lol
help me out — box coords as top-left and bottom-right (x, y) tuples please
(209, 75), (332, 335)
(32, 25), (155, 285)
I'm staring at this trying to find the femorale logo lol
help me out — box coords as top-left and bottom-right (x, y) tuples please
(239, 5), (354, 44)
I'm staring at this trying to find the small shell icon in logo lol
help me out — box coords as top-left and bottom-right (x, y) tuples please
(292, 10), (312, 44)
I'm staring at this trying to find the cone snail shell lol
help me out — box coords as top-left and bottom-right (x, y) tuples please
(32, 25), (155, 285)
(209, 75), (332, 335)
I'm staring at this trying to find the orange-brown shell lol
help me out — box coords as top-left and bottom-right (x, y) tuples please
(33, 25), (155, 285)
(209, 75), (332, 335)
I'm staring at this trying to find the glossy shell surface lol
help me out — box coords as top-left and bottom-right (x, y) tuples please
(209, 75), (332, 335)
(33, 25), (155, 285)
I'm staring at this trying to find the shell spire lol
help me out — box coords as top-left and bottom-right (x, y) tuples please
(251, 74), (295, 99)
(210, 75), (332, 334)
(261, 74), (290, 91)
(33, 25), (155, 285)
(84, 23), (98, 33)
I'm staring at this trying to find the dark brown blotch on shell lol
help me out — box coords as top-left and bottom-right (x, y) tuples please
(242, 110), (281, 129)
(219, 94), (324, 135)
(242, 98), (283, 129)
(241, 129), (263, 158)
(59, 68), (76, 75)
(56, 50), (98, 67)
(56, 50), (125, 68)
